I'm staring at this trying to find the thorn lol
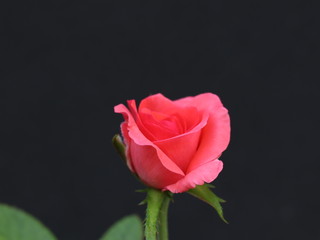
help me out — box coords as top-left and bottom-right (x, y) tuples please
(136, 188), (148, 193)
(138, 199), (147, 205)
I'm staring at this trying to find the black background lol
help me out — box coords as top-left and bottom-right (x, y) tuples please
(1, 1), (319, 239)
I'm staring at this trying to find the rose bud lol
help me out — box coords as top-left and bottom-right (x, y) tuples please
(114, 93), (230, 193)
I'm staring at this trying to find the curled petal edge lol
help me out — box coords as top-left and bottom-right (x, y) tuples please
(114, 103), (185, 176)
(164, 159), (223, 193)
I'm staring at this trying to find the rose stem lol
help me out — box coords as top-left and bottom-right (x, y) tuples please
(158, 193), (171, 240)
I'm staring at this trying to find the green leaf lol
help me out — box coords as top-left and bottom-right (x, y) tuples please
(0, 204), (57, 240)
(99, 215), (143, 240)
(188, 184), (228, 223)
(112, 134), (127, 161)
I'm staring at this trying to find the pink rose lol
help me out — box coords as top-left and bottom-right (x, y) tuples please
(114, 93), (230, 193)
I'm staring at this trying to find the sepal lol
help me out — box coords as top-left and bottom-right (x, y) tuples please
(112, 134), (127, 161)
(188, 184), (228, 223)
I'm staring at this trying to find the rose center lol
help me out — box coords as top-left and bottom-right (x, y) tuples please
(138, 106), (201, 142)
(138, 110), (185, 140)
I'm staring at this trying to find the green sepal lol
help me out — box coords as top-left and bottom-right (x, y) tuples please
(99, 215), (143, 240)
(206, 184), (216, 189)
(188, 184), (228, 223)
(112, 135), (143, 184)
(112, 134), (127, 161)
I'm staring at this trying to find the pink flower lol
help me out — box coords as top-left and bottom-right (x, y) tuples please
(114, 93), (230, 193)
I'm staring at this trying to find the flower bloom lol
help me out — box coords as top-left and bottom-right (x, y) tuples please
(114, 93), (230, 193)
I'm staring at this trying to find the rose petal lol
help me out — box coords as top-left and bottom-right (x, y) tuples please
(139, 109), (181, 140)
(164, 159), (223, 193)
(119, 121), (134, 172)
(140, 94), (203, 131)
(127, 100), (157, 141)
(139, 95), (205, 141)
(188, 107), (230, 172)
(175, 93), (230, 172)
(174, 93), (223, 111)
(153, 110), (209, 173)
(154, 131), (201, 173)
(139, 93), (179, 115)
(114, 103), (185, 176)
(130, 141), (184, 189)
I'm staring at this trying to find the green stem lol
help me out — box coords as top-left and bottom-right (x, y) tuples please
(145, 189), (165, 240)
(158, 193), (171, 240)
